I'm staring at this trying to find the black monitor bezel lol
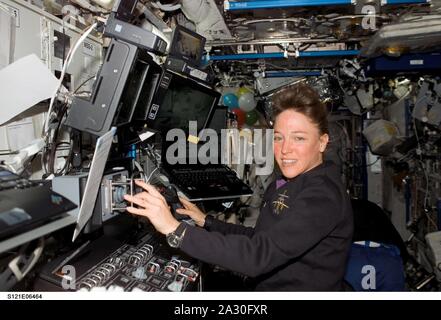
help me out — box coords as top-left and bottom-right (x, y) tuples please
(145, 69), (220, 136)
(169, 25), (206, 67)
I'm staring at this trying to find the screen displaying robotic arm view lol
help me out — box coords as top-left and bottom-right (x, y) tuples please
(170, 25), (206, 66)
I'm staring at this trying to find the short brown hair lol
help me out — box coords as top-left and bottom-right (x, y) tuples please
(272, 82), (328, 135)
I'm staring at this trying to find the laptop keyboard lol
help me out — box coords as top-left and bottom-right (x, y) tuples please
(165, 165), (253, 200)
(172, 166), (231, 187)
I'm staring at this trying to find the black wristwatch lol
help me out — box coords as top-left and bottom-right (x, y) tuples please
(203, 214), (214, 230)
(166, 223), (187, 248)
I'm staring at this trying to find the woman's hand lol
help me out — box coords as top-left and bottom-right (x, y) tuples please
(124, 180), (180, 235)
(176, 198), (206, 227)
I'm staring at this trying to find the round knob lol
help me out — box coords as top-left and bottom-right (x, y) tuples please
(113, 186), (126, 203)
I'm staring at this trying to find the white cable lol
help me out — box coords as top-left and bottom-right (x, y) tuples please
(43, 22), (97, 137)
(146, 167), (159, 183)
(133, 160), (146, 181)
(0, 163), (16, 173)
(8, 238), (44, 282)
(71, 0), (108, 13)
(133, 160), (144, 174)
(151, 1), (181, 11)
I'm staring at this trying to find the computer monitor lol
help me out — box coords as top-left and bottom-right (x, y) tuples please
(145, 69), (221, 135)
(206, 106), (228, 135)
(169, 25), (206, 67)
(65, 15), (167, 137)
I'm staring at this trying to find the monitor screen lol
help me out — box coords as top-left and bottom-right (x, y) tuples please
(169, 25), (206, 66)
(148, 71), (220, 135)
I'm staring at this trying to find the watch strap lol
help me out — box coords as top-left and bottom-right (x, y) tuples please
(173, 222), (187, 237)
(203, 215), (214, 231)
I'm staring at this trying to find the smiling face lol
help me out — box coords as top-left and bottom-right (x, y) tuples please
(274, 109), (329, 179)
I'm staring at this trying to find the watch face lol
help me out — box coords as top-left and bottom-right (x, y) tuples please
(167, 234), (180, 248)
(166, 223), (186, 248)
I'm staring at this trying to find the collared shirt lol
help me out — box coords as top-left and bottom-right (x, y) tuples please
(181, 161), (354, 291)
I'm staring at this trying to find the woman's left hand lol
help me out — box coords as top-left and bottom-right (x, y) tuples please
(123, 180), (180, 235)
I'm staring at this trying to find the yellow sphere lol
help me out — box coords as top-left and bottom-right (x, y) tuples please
(237, 87), (252, 98)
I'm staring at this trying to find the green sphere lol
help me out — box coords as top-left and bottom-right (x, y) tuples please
(245, 110), (259, 126)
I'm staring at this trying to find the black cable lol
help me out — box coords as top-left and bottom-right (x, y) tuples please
(62, 25), (66, 66)
(18, 153), (38, 178)
(42, 23), (98, 173)
(44, 101), (69, 174)
(74, 76), (95, 94)
(54, 130), (74, 175)
(57, 143), (73, 175)
(357, 156), (381, 168)
(43, 71), (90, 175)
(0, 151), (18, 156)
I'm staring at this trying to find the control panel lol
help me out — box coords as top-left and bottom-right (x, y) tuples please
(37, 228), (199, 292)
(76, 233), (198, 292)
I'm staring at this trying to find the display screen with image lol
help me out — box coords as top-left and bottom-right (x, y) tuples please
(170, 25), (206, 66)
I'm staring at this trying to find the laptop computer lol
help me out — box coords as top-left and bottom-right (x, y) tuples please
(162, 162), (253, 201)
(160, 107), (253, 201)
(0, 168), (77, 241)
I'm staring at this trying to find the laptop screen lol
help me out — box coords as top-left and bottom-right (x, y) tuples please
(160, 106), (227, 167)
(161, 137), (222, 167)
(149, 71), (220, 136)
